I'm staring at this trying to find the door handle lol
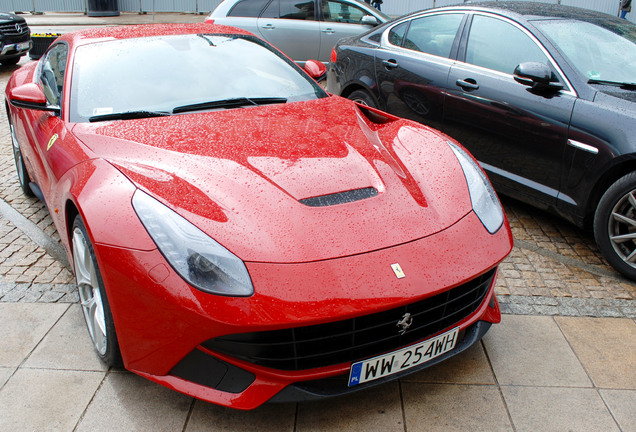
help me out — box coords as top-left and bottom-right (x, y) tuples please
(382, 59), (398, 69)
(322, 28), (335, 34)
(456, 78), (479, 91)
(261, 24), (276, 30)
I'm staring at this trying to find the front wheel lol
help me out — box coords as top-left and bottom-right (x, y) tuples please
(72, 216), (122, 367)
(347, 89), (377, 108)
(594, 172), (636, 280)
(9, 119), (34, 197)
(1, 56), (21, 66)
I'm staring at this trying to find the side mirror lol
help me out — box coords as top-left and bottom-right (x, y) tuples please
(361, 15), (379, 26)
(9, 83), (61, 115)
(513, 62), (564, 91)
(304, 60), (327, 81)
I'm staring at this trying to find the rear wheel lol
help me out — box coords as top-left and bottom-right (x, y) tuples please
(348, 89), (377, 108)
(72, 216), (122, 367)
(9, 118), (34, 197)
(594, 172), (636, 280)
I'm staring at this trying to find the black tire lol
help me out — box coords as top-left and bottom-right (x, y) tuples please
(348, 89), (377, 108)
(9, 117), (34, 197)
(594, 172), (636, 280)
(1, 56), (21, 66)
(72, 216), (123, 367)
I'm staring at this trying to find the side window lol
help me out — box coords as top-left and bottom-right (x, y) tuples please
(228, 0), (271, 17)
(403, 13), (463, 58)
(388, 22), (408, 47)
(322, 0), (368, 24)
(465, 15), (549, 74)
(263, 0), (315, 20)
(39, 43), (67, 107)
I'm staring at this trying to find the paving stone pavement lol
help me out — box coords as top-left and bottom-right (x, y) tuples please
(0, 57), (635, 319)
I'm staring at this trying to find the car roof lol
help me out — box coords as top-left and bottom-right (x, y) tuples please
(432, 1), (628, 24)
(56, 23), (252, 47)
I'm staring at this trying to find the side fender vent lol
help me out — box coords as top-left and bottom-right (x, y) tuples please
(300, 187), (378, 207)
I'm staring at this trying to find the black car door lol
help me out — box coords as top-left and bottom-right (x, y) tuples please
(444, 13), (577, 209)
(373, 13), (466, 130)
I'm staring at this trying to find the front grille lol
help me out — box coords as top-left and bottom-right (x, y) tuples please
(202, 268), (496, 371)
(0, 22), (28, 37)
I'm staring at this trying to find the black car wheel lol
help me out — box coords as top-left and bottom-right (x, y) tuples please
(72, 215), (123, 367)
(9, 119), (34, 197)
(594, 172), (636, 279)
(1, 57), (21, 66)
(348, 90), (377, 108)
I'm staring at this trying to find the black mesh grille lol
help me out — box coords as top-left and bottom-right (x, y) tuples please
(202, 268), (496, 371)
(300, 187), (378, 207)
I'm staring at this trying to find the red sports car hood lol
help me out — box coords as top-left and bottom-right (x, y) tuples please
(72, 97), (474, 263)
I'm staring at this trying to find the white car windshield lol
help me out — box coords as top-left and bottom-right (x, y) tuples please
(534, 19), (636, 85)
(70, 33), (326, 122)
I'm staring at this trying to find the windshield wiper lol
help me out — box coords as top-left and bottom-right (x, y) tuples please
(588, 79), (636, 90)
(89, 110), (171, 122)
(172, 97), (287, 114)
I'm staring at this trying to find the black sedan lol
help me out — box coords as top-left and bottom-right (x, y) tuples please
(327, 2), (636, 280)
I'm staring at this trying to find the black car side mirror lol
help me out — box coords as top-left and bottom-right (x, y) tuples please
(513, 62), (564, 92)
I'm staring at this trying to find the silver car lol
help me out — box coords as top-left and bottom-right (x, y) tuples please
(206, 0), (388, 63)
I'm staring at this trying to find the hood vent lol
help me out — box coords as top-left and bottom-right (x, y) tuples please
(300, 187), (378, 207)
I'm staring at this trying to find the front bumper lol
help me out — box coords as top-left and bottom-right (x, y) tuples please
(94, 211), (511, 409)
(0, 39), (31, 57)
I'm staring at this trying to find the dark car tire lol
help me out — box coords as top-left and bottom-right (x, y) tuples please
(1, 56), (21, 66)
(9, 118), (34, 197)
(348, 89), (377, 108)
(72, 216), (123, 368)
(594, 172), (636, 280)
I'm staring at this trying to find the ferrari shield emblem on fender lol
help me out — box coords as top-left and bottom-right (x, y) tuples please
(391, 263), (405, 279)
(47, 134), (58, 151)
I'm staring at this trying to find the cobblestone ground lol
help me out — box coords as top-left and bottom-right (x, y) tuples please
(0, 59), (634, 318)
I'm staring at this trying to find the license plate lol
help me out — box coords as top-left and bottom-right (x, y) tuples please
(348, 327), (459, 386)
(17, 41), (30, 51)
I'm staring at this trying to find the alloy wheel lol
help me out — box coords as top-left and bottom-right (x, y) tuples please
(607, 189), (636, 268)
(73, 227), (108, 355)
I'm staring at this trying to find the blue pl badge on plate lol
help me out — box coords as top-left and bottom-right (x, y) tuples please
(348, 362), (363, 386)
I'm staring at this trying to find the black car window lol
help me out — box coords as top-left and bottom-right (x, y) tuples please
(388, 21), (408, 47)
(403, 14), (463, 58)
(465, 15), (549, 74)
(39, 43), (67, 107)
(228, 0), (271, 17)
(262, 0), (316, 20)
(322, 0), (367, 23)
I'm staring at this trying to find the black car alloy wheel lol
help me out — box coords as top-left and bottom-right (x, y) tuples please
(595, 172), (636, 280)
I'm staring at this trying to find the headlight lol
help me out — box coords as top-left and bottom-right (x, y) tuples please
(448, 141), (504, 234)
(132, 190), (254, 296)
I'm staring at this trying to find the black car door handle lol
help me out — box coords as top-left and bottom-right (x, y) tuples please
(382, 59), (398, 69)
(456, 78), (479, 91)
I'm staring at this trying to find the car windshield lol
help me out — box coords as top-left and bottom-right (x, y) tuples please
(69, 33), (327, 122)
(533, 18), (636, 85)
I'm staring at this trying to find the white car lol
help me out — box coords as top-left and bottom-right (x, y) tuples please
(206, 0), (388, 63)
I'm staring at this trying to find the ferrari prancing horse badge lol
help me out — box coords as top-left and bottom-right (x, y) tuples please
(391, 263), (405, 279)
